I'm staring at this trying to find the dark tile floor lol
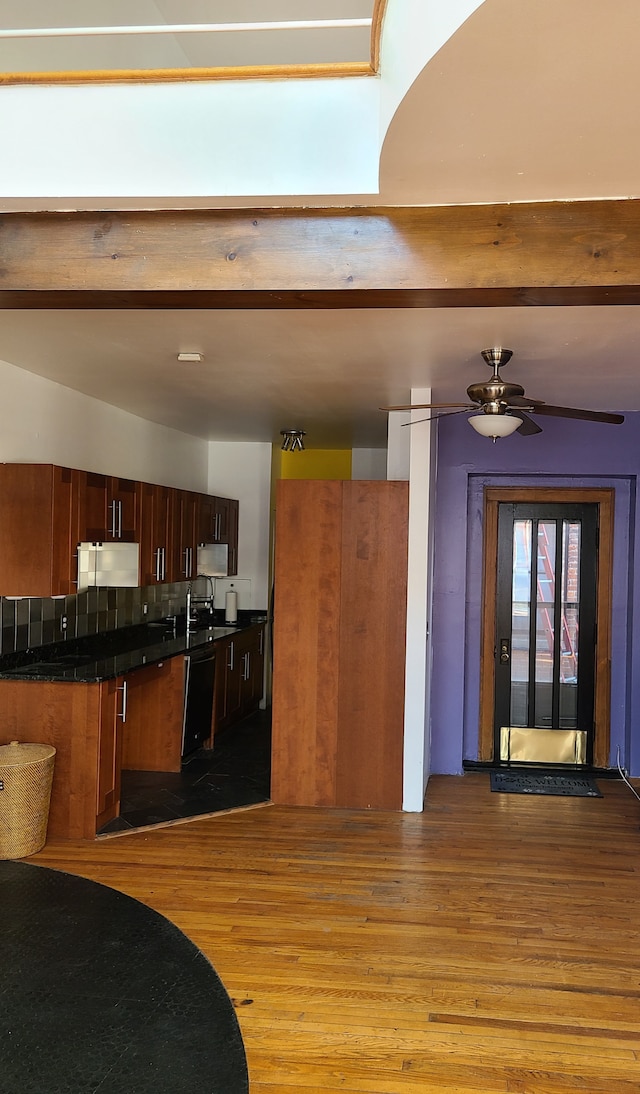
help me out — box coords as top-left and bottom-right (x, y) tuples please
(99, 708), (271, 835)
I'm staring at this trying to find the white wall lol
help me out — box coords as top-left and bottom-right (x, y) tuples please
(0, 78), (379, 200)
(0, 358), (209, 488)
(207, 441), (272, 611)
(0, 4), (485, 206)
(378, 0), (483, 134)
(351, 447), (387, 480)
(399, 389), (435, 811)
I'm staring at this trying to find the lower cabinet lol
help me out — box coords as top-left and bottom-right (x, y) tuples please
(96, 677), (124, 831)
(0, 678), (117, 840)
(98, 659), (185, 830)
(213, 623), (265, 736)
(119, 658), (185, 774)
(0, 625), (265, 841)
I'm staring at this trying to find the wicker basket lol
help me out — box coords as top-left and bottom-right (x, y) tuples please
(0, 741), (56, 859)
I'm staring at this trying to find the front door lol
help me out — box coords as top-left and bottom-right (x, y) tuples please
(479, 488), (613, 768)
(494, 502), (599, 765)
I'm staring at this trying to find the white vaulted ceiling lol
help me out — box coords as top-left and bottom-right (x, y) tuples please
(0, 0), (639, 448)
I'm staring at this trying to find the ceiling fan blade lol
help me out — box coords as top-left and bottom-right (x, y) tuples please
(400, 408), (473, 427)
(507, 395), (546, 407)
(380, 403), (473, 411)
(532, 404), (624, 425)
(515, 411), (543, 436)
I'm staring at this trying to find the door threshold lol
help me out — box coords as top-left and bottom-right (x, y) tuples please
(463, 759), (621, 779)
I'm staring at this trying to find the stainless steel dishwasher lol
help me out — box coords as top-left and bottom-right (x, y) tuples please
(181, 643), (216, 757)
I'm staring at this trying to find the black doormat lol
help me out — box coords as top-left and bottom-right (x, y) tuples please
(490, 771), (602, 797)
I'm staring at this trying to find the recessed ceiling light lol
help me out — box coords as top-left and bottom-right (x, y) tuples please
(177, 352), (204, 363)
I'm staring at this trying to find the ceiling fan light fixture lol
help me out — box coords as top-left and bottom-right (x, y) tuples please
(280, 429), (306, 452)
(469, 413), (521, 440)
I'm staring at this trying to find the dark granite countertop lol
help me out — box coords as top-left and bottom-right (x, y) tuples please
(0, 612), (267, 684)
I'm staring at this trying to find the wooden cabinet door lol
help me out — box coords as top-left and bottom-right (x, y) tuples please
(78, 473), (139, 543)
(78, 471), (109, 542)
(215, 496), (231, 541)
(175, 490), (198, 581)
(0, 463), (78, 597)
(96, 676), (124, 830)
(239, 625), (264, 714)
(197, 493), (216, 544)
(213, 634), (243, 731)
(224, 635), (243, 724)
(120, 658), (185, 772)
(139, 482), (172, 584)
(109, 477), (138, 542)
(227, 499), (239, 575)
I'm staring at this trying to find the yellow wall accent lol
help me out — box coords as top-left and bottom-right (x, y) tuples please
(276, 448), (352, 481)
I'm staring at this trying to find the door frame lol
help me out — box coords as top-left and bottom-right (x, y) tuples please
(478, 486), (614, 767)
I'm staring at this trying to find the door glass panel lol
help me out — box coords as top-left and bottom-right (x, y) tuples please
(534, 522), (555, 726)
(510, 520), (531, 726)
(560, 521), (581, 728)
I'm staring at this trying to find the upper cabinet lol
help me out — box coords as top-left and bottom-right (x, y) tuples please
(139, 482), (172, 586)
(0, 464), (78, 597)
(197, 494), (238, 576)
(0, 463), (239, 595)
(173, 489), (199, 582)
(78, 472), (139, 543)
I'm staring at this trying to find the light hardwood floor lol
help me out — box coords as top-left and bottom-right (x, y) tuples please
(33, 774), (640, 1093)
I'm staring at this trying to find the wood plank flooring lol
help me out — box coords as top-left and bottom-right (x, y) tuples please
(32, 774), (640, 1093)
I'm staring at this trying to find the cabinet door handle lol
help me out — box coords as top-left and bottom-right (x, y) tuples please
(117, 499), (123, 539)
(154, 548), (161, 582)
(109, 499), (116, 537)
(161, 546), (166, 582)
(259, 628), (263, 655)
(242, 652), (250, 681)
(117, 679), (128, 722)
(182, 547), (189, 577)
(228, 641), (234, 671)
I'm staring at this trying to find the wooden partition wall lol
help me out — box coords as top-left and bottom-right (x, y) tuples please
(271, 479), (408, 810)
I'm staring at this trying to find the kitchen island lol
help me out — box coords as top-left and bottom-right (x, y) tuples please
(0, 614), (266, 840)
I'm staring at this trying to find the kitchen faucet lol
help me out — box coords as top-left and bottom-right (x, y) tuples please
(185, 578), (215, 635)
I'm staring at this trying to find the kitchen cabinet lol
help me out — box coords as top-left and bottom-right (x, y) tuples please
(212, 623), (265, 735)
(197, 494), (239, 576)
(271, 480), (408, 811)
(0, 462), (239, 594)
(227, 498), (239, 576)
(139, 481), (172, 585)
(0, 463), (78, 597)
(78, 472), (138, 543)
(96, 676), (124, 830)
(173, 489), (199, 581)
(0, 677), (111, 838)
(120, 657), (186, 773)
(238, 623), (264, 713)
(0, 655), (186, 839)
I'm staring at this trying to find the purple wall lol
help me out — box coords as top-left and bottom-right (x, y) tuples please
(430, 412), (639, 775)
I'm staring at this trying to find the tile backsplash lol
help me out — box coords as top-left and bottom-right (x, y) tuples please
(0, 578), (207, 656)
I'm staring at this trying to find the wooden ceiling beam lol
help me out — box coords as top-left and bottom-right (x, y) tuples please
(0, 199), (639, 308)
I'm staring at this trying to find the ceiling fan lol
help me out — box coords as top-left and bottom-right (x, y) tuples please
(381, 347), (625, 440)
